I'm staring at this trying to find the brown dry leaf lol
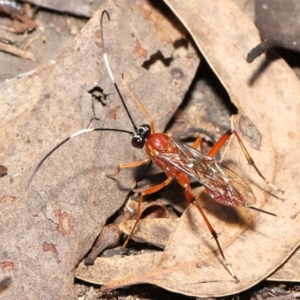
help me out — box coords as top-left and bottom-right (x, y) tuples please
(76, 203), (299, 292)
(76, 252), (163, 286)
(0, 0), (199, 298)
(84, 211), (132, 266)
(18, 0), (103, 17)
(120, 218), (178, 248)
(267, 247), (300, 282)
(255, 0), (300, 52)
(98, 0), (300, 297)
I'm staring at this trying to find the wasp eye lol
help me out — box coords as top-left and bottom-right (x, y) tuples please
(131, 135), (144, 148)
(138, 124), (151, 139)
(131, 124), (151, 149)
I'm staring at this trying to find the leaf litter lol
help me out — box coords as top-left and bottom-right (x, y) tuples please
(1, 0), (299, 298)
(76, 0), (300, 298)
(0, 0), (199, 298)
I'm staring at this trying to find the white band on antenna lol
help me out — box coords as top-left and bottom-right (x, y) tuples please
(103, 53), (115, 83)
(70, 128), (94, 139)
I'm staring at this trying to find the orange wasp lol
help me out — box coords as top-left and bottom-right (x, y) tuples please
(29, 10), (282, 281)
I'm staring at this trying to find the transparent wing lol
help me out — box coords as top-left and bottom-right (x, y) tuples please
(158, 136), (256, 207)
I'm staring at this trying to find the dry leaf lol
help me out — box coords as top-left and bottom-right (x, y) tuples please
(120, 218), (178, 248)
(267, 247), (300, 282)
(76, 252), (163, 286)
(255, 0), (300, 52)
(18, 0), (103, 17)
(0, 0), (199, 298)
(84, 211), (132, 266)
(96, 0), (300, 297)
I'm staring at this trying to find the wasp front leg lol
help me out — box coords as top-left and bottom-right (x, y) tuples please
(107, 159), (150, 178)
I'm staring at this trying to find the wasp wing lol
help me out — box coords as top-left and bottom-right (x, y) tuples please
(158, 136), (256, 207)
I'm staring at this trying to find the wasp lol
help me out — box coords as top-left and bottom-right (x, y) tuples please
(29, 10), (282, 282)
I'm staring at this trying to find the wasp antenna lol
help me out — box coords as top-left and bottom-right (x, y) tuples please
(100, 10), (138, 133)
(27, 127), (134, 188)
(121, 74), (155, 134)
(247, 205), (276, 216)
(100, 11), (113, 82)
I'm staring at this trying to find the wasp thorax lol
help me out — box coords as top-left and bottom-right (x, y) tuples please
(146, 133), (172, 152)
